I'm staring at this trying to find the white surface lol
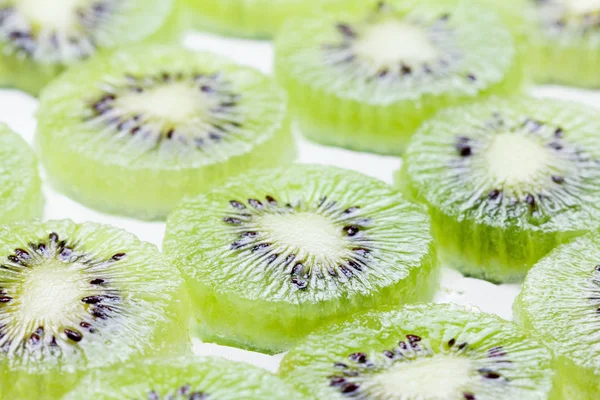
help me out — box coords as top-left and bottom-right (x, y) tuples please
(0, 31), (599, 373)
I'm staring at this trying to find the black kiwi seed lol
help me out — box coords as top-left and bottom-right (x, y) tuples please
(552, 176), (565, 184)
(457, 143), (472, 157)
(64, 329), (83, 342)
(349, 352), (367, 363)
(464, 393), (476, 400)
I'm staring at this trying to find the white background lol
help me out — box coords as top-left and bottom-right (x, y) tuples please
(1, 31), (599, 372)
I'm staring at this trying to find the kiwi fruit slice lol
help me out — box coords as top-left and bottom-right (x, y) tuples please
(0, 0), (179, 95)
(280, 303), (553, 400)
(514, 232), (600, 399)
(36, 45), (294, 221)
(525, 0), (600, 87)
(399, 96), (600, 283)
(0, 219), (190, 399)
(274, 0), (524, 155)
(63, 356), (304, 399)
(0, 124), (43, 224)
(164, 164), (439, 354)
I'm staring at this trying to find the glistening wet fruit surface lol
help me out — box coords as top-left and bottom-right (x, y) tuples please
(164, 165), (438, 354)
(0, 220), (190, 399)
(275, 0), (523, 155)
(514, 232), (600, 399)
(63, 356), (305, 400)
(0, 124), (43, 224)
(36, 46), (294, 220)
(280, 303), (553, 400)
(399, 96), (600, 283)
(526, 0), (600, 87)
(0, 0), (177, 95)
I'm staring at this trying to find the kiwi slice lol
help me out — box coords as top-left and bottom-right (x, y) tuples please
(525, 0), (600, 87)
(0, 0), (179, 95)
(36, 46), (294, 221)
(514, 232), (600, 399)
(164, 164), (439, 354)
(280, 303), (553, 399)
(0, 124), (43, 224)
(0, 219), (190, 399)
(63, 356), (304, 399)
(274, 0), (524, 155)
(399, 96), (600, 283)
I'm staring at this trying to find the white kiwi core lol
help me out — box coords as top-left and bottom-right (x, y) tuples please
(354, 21), (438, 68)
(484, 133), (551, 187)
(374, 355), (473, 398)
(565, 0), (600, 15)
(17, 0), (85, 30)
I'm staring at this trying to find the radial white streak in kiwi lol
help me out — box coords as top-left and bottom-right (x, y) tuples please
(565, 0), (600, 15)
(483, 133), (552, 189)
(353, 21), (438, 69)
(373, 355), (473, 398)
(260, 213), (347, 262)
(16, 0), (83, 30)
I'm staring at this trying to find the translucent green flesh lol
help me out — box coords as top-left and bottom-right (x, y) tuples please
(514, 232), (600, 399)
(36, 46), (295, 220)
(0, 124), (43, 224)
(275, 0), (524, 155)
(280, 304), (553, 400)
(0, 220), (190, 399)
(164, 165), (439, 354)
(400, 97), (600, 283)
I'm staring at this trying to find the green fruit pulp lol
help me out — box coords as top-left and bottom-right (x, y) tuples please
(164, 165), (439, 354)
(280, 303), (553, 400)
(0, 220), (190, 399)
(36, 46), (295, 220)
(399, 97), (600, 283)
(0, 124), (43, 223)
(514, 232), (600, 399)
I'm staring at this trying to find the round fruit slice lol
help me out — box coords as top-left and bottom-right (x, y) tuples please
(0, 0), (179, 95)
(63, 356), (304, 399)
(280, 303), (554, 400)
(164, 164), (439, 354)
(275, 0), (524, 155)
(0, 124), (43, 223)
(36, 46), (294, 221)
(0, 220), (190, 399)
(525, 0), (600, 87)
(514, 232), (600, 399)
(399, 96), (600, 283)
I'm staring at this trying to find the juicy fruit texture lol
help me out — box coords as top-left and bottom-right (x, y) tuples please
(526, 0), (600, 87)
(399, 97), (600, 283)
(164, 165), (439, 354)
(514, 232), (600, 399)
(280, 303), (553, 400)
(36, 46), (294, 220)
(63, 356), (305, 399)
(0, 220), (190, 399)
(275, 0), (524, 155)
(0, 0), (177, 95)
(0, 124), (43, 224)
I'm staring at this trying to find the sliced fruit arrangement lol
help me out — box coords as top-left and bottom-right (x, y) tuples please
(399, 96), (600, 283)
(525, 0), (600, 87)
(164, 165), (439, 354)
(0, 220), (190, 399)
(275, 0), (524, 155)
(63, 356), (305, 399)
(280, 303), (553, 400)
(36, 46), (294, 220)
(0, 0), (178, 95)
(0, 124), (43, 223)
(514, 232), (600, 399)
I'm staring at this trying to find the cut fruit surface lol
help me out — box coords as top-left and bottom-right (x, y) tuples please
(399, 96), (600, 283)
(0, 0), (178, 95)
(275, 0), (524, 154)
(514, 232), (600, 399)
(63, 356), (303, 400)
(280, 303), (553, 400)
(164, 164), (439, 354)
(0, 220), (190, 399)
(0, 124), (43, 224)
(36, 46), (294, 220)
